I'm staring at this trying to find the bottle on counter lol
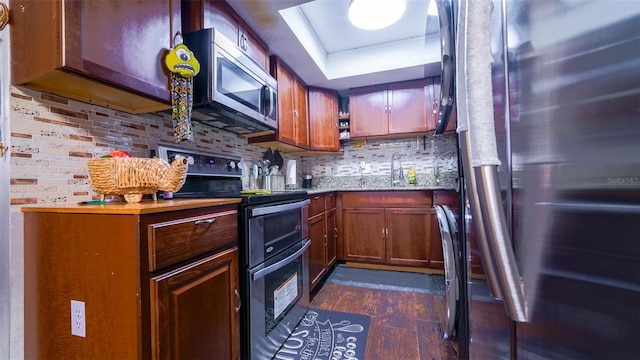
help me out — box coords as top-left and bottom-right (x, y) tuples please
(408, 168), (416, 186)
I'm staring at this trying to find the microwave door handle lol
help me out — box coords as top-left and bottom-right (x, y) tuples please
(266, 86), (275, 118)
(250, 199), (310, 217)
(252, 239), (311, 281)
(261, 85), (274, 118)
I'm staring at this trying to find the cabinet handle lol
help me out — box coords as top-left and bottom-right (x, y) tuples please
(381, 228), (385, 239)
(234, 289), (241, 313)
(240, 34), (247, 51)
(313, 196), (320, 200)
(194, 218), (216, 225)
(433, 99), (438, 115)
(323, 234), (328, 245)
(385, 228), (389, 239)
(334, 227), (338, 238)
(294, 109), (299, 121)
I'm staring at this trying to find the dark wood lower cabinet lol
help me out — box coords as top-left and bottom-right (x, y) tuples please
(342, 208), (386, 263)
(386, 208), (435, 267)
(151, 247), (239, 359)
(339, 191), (445, 269)
(309, 212), (328, 287)
(308, 193), (338, 290)
(22, 203), (240, 359)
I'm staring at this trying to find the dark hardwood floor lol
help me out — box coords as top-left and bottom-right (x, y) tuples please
(310, 271), (459, 360)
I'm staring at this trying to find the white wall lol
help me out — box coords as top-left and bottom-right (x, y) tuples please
(0, 24), (13, 359)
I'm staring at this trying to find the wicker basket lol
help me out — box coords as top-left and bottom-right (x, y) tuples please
(87, 157), (188, 203)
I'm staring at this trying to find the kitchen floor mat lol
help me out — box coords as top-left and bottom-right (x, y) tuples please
(274, 308), (371, 360)
(324, 264), (446, 295)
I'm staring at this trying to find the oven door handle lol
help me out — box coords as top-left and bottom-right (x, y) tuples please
(252, 239), (311, 281)
(250, 199), (310, 217)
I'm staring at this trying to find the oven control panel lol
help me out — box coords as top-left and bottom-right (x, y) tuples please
(157, 144), (242, 178)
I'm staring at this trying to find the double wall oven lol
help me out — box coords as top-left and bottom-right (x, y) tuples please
(157, 145), (310, 360)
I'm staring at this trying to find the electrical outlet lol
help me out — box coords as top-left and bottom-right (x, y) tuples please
(363, 163), (372, 174)
(71, 300), (86, 337)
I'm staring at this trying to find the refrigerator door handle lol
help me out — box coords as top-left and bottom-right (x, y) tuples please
(474, 165), (528, 322)
(460, 131), (504, 301)
(459, 0), (528, 322)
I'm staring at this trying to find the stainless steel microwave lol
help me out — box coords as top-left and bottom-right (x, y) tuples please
(184, 28), (278, 135)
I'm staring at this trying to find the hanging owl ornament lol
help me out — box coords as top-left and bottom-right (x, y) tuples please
(165, 33), (200, 143)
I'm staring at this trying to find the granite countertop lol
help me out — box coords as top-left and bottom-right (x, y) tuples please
(21, 198), (241, 215)
(304, 174), (459, 195)
(305, 186), (452, 195)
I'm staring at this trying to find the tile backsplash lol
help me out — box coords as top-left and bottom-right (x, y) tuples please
(8, 86), (278, 210)
(9, 85), (458, 211)
(299, 134), (458, 188)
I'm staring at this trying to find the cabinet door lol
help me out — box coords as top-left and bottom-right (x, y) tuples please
(309, 213), (327, 290)
(386, 208), (432, 267)
(430, 76), (457, 132)
(274, 62), (297, 145)
(294, 79), (310, 149)
(241, 29), (269, 70)
(425, 77), (439, 130)
(326, 208), (338, 268)
(151, 248), (240, 360)
(388, 79), (429, 134)
(11, 0), (177, 112)
(207, 0), (240, 45)
(70, 0), (178, 101)
(309, 88), (339, 152)
(428, 210), (445, 269)
(342, 208), (386, 263)
(350, 87), (388, 137)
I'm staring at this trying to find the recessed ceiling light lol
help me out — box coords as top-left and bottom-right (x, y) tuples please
(348, 0), (407, 30)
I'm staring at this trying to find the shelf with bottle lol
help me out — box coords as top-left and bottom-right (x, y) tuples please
(338, 110), (350, 140)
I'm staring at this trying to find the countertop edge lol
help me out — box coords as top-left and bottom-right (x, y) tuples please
(305, 187), (458, 195)
(20, 198), (242, 215)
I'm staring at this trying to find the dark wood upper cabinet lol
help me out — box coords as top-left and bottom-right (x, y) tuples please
(308, 87), (340, 152)
(249, 56), (309, 152)
(10, 0), (179, 113)
(350, 79), (429, 138)
(428, 76), (457, 132)
(181, 0), (269, 70)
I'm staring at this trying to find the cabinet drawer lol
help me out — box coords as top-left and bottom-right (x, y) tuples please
(147, 209), (238, 271)
(341, 191), (433, 208)
(308, 194), (325, 217)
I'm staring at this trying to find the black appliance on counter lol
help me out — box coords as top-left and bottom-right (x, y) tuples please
(157, 144), (311, 360)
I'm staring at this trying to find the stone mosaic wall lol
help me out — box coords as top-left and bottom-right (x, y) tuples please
(300, 133), (459, 189)
(8, 86), (277, 211)
(9, 85), (459, 211)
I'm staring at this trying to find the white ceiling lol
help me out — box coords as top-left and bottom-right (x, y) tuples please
(225, 0), (442, 95)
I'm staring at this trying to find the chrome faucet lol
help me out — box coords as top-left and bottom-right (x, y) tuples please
(391, 152), (404, 186)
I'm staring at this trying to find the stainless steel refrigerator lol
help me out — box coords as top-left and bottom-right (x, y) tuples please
(454, 0), (640, 358)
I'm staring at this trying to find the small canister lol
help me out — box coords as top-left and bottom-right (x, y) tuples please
(302, 174), (313, 188)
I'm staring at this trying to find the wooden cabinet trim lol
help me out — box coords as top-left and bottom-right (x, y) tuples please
(341, 191), (433, 208)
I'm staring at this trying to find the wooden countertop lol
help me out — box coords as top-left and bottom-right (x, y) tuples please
(21, 198), (242, 215)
